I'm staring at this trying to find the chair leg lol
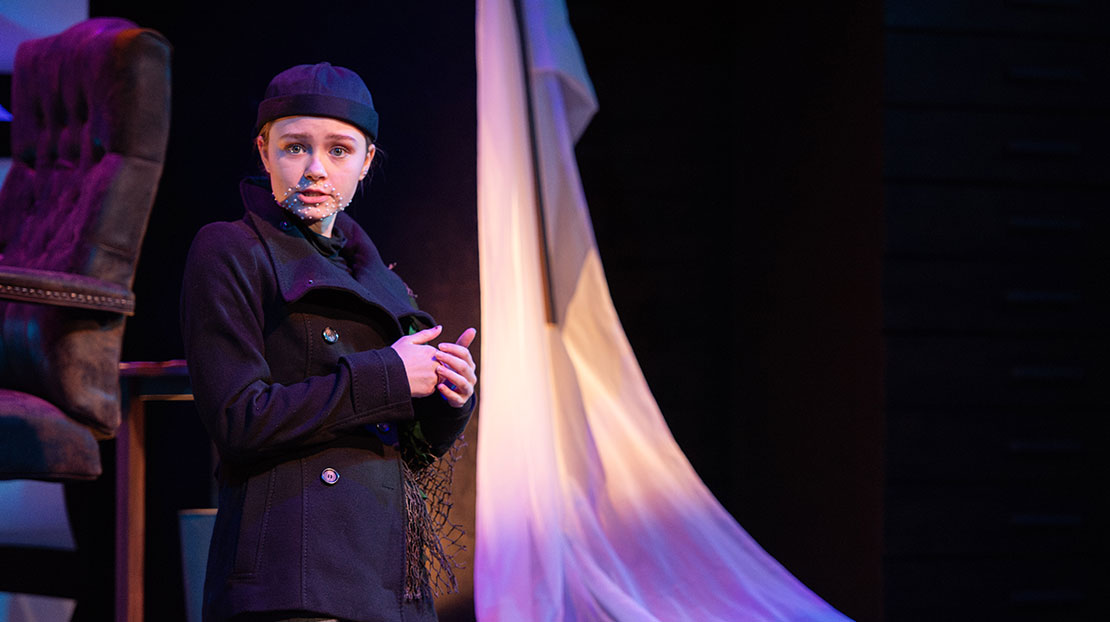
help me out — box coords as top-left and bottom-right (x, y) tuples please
(114, 394), (146, 622)
(0, 544), (81, 599)
(64, 469), (115, 622)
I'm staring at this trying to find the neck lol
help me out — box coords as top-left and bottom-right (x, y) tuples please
(307, 214), (337, 237)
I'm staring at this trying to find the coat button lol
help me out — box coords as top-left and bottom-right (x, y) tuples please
(320, 468), (340, 485)
(322, 326), (339, 344)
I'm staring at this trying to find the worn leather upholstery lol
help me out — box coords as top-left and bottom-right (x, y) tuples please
(0, 17), (171, 480)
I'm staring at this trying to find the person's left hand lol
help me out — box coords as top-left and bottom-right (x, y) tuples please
(435, 327), (477, 408)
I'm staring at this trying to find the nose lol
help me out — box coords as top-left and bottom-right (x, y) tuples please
(304, 152), (327, 181)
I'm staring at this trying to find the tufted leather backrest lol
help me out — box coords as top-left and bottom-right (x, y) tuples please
(0, 17), (171, 284)
(0, 17), (171, 439)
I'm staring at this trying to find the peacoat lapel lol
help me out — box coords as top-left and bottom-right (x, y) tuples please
(238, 178), (434, 331)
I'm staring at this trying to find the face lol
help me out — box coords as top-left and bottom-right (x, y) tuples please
(257, 116), (374, 234)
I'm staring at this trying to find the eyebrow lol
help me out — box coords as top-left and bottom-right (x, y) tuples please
(277, 132), (359, 142)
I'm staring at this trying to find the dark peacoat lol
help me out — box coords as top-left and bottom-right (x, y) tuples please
(180, 178), (472, 622)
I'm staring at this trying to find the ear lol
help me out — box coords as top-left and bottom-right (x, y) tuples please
(360, 144), (376, 180)
(256, 135), (271, 173)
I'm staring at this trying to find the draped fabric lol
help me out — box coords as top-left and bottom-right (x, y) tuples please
(474, 1), (855, 620)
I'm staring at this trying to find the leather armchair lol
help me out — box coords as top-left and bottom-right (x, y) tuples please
(0, 17), (172, 481)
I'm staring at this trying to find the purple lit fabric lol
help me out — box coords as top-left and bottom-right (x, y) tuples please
(474, 1), (855, 620)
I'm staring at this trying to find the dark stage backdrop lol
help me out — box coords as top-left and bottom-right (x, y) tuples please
(86, 2), (882, 622)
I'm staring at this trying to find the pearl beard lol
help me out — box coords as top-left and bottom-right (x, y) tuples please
(273, 182), (351, 222)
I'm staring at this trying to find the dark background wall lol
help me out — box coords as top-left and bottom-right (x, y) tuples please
(881, 3), (1110, 621)
(73, 1), (887, 621)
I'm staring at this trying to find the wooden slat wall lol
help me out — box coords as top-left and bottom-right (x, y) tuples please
(882, 2), (1110, 620)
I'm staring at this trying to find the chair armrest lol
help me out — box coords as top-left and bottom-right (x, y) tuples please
(0, 266), (135, 315)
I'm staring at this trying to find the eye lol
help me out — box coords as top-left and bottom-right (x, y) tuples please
(329, 145), (351, 157)
(284, 143), (306, 155)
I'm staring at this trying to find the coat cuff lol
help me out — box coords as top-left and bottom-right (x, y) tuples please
(341, 347), (414, 422)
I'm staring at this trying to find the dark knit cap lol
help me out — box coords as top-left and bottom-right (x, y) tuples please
(255, 62), (379, 140)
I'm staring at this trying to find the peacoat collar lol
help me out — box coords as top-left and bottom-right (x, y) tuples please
(238, 177), (433, 332)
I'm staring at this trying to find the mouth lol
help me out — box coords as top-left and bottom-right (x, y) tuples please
(296, 188), (332, 204)
(277, 183), (348, 221)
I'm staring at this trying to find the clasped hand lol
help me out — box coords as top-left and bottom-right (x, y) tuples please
(390, 325), (477, 408)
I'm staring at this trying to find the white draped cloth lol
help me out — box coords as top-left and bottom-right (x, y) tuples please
(474, 1), (855, 620)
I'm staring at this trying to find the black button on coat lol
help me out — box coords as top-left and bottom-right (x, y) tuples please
(180, 178), (472, 622)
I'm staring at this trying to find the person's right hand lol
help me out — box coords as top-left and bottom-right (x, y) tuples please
(391, 325), (444, 398)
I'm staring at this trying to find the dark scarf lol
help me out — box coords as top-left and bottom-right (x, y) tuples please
(294, 220), (350, 271)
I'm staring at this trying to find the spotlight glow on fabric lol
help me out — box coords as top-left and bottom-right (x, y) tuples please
(474, 1), (856, 620)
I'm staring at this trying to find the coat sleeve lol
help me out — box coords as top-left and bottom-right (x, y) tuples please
(414, 394), (475, 457)
(180, 222), (415, 464)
